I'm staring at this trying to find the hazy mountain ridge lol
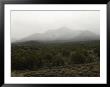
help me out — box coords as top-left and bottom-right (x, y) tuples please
(13, 27), (99, 43)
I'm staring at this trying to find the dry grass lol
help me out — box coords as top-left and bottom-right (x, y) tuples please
(11, 62), (100, 77)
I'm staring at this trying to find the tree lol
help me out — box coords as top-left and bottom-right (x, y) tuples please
(70, 50), (86, 64)
(52, 53), (64, 66)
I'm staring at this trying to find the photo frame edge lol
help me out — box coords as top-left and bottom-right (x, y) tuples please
(0, 2), (4, 87)
(0, 0), (109, 87)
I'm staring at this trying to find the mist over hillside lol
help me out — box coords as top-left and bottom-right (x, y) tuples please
(11, 11), (100, 77)
(12, 27), (100, 43)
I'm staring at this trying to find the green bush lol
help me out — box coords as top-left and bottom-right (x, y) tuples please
(52, 53), (64, 66)
(70, 51), (86, 64)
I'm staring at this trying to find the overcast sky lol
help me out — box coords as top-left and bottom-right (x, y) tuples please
(11, 11), (100, 40)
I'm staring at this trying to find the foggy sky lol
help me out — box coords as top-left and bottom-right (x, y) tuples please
(11, 11), (100, 40)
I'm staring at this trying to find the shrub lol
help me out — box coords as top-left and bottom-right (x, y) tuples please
(52, 53), (64, 66)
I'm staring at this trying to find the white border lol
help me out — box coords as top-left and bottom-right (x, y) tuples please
(4, 4), (107, 84)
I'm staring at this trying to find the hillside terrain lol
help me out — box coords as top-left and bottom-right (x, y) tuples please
(11, 40), (100, 77)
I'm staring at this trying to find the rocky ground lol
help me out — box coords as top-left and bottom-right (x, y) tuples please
(11, 62), (100, 77)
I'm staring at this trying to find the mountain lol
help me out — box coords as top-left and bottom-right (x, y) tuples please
(16, 27), (99, 42)
(72, 31), (100, 41)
